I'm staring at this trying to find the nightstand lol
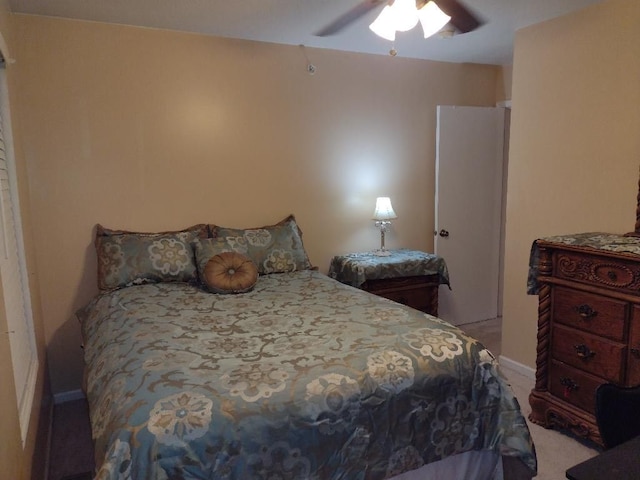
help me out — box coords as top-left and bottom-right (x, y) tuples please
(328, 249), (450, 316)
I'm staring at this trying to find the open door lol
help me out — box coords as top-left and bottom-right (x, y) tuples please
(435, 106), (506, 325)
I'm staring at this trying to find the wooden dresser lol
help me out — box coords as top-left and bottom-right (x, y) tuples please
(529, 233), (640, 445)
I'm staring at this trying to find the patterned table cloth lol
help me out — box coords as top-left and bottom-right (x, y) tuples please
(328, 249), (450, 289)
(527, 232), (640, 294)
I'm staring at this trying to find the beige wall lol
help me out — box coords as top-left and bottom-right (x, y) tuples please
(11, 15), (500, 395)
(502, 0), (640, 368)
(496, 64), (512, 103)
(0, 6), (50, 480)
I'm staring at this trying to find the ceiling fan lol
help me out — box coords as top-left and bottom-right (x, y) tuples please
(314, 0), (483, 38)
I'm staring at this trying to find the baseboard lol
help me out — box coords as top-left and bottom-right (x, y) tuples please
(498, 355), (535, 380)
(53, 389), (86, 404)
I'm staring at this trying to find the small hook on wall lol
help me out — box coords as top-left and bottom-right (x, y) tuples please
(299, 44), (317, 75)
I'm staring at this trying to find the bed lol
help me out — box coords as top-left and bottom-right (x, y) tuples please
(78, 216), (537, 480)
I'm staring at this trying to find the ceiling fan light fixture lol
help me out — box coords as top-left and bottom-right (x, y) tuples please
(388, 0), (420, 32)
(369, 5), (397, 41)
(369, 0), (451, 42)
(417, 1), (452, 38)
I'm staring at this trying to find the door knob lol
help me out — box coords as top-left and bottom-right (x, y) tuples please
(439, 229), (450, 238)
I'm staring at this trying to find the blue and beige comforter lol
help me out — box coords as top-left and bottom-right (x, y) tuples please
(78, 270), (536, 479)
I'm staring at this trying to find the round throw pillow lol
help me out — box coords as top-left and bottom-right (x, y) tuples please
(203, 252), (258, 294)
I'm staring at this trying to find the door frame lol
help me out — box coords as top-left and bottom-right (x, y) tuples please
(496, 100), (511, 318)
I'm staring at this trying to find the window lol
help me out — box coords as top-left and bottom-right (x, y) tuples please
(0, 61), (37, 446)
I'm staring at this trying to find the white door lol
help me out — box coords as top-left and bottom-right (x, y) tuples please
(435, 106), (506, 326)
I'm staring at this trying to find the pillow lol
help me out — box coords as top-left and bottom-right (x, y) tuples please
(95, 224), (208, 291)
(202, 252), (258, 294)
(208, 215), (312, 274)
(96, 224), (209, 238)
(194, 237), (226, 279)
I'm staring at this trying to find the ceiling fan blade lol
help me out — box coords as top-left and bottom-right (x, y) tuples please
(314, 0), (386, 37)
(430, 0), (483, 33)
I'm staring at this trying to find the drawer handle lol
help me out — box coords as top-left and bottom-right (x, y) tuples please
(574, 304), (598, 320)
(631, 347), (640, 359)
(607, 270), (618, 281)
(560, 377), (580, 398)
(574, 344), (596, 360)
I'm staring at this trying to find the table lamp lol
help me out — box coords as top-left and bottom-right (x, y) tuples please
(373, 196), (397, 256)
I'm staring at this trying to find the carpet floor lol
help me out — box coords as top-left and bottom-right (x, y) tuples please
(48, 399), (94, 480)
(60, 474), (93, 480)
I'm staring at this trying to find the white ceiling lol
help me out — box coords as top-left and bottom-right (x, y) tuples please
(9, 0), (604, 65)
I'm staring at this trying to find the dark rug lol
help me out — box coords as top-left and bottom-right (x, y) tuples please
(49, 399), (95, 480)
(61, 473), (93, 480)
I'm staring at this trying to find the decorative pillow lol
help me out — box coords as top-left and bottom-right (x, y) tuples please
(95, 224), (208, 291)
(202, 252), (258, 294)
(208, 215), (312, 275)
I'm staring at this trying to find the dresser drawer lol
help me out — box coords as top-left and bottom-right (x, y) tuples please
(370, 284), (436, 312)
(552, 324), (625, 383)
(549, 360), (602, 414)
(362, 275), (439, 313)
(554, 251), (640, 295)
(628, 306), (640, 385)
(553, 286), (628, 341)
(362, 274), (440, 290)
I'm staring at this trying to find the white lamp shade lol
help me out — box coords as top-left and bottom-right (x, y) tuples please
(388, 0), (420, 32)
(417, 1), (451, 38)
(369, 0), (420, 40)
(369, 5), (397, 41)
(373, 197), (398, 221)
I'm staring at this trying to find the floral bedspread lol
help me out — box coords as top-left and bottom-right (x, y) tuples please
(78, 270), (536, 479)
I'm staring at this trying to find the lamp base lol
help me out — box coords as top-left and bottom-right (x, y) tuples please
(373, 249), (391, 257)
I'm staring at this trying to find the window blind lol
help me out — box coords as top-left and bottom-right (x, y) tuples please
(0, 70), (37, 446)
